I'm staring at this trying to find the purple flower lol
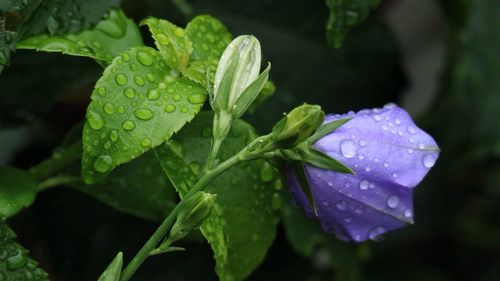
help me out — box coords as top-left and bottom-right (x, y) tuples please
(288, 104), (440, 242)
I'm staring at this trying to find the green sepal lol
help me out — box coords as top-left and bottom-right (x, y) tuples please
(247, 80), (276, 114)
(232, 63), (271, 118)
(97, 252), (123, 281)
(281, 144), (353, 174)
(150, 245), (186, 256)
(293, 163), (318, 216)
(307, 117), (352, 144)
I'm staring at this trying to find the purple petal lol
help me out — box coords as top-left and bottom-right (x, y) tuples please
(288, 103), (440, 242)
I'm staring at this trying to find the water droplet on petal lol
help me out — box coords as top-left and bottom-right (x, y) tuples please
(422, 154), (436, 168)
(340, 139), (356, 158)
(407, 126), (416, 134)
(387, 195), (400, 208)
(418, 143), (425, 149)
(368, 226), (386, 240)
(359, 139), (367, 146)
(359, 180), (369, 190)
(336, 200), (347, 210)
(364, 165), (371, 172)
(394, 118), (401, 125)
(404, 209), (413, 218)
(372, 114), (382, 121)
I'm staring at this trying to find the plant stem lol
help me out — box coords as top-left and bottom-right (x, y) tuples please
(38, 175), (82, 191)
(29, 140), (82, 182)
(120, 151), (247, 281)
(204, 137), (223, 171)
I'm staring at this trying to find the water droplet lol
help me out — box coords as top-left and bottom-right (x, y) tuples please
(340, 139), (356, 158)
(359, 180), (369, 190)
(97, 87), (106, 95)
(134, 75), (145, 86)
(140, 138), (152, 148)
(157, 33), (169, 45)
(408, 148), (414, 154)
(164, 104), (176, 113)
(121, 53), (130, 61)
(201, 126), (211, 137)
(418, 143), (425, 149)
(124, 87), (136, 98)
(272, 193), (282, 209)
(137, 51), (153, 65)
(382, 125), (389, 131)
(146, 73), (156, 82)
(6, 249), (26, 270)
(188, 93), (205, 104)
(344, 217), (352, 223)
(364, 165), (371, 172)
(383, 162), (389, 167)
(404, 209), (413, 218)
(103, 141), (111, 150)
(103, 103), (115, 114)
(174, 28), (184, 37)
(336, 200), (347, 210)
(135, 108), (154, 120)
(122, 120), (136, 131)
(372, 114), (382, 121)
(407, 126), (416, 134)
(172, 94), (181, 101)
(422, 154), (436, 168)
(117, 106), (125, 114)
(87, 111), (104, 130)
(147, 89), (160, 100)
(359, 139), (367, 146)
(259, 162), (274, 182)
(368, 226), (386, 240)
(93, 155), (113, 173)
(394, 118), (401, 125)
(115, 73), (127, 85)
(358, 154), (365, 160)
(110, 130), (118, 142)
(387, 195), (400, 208)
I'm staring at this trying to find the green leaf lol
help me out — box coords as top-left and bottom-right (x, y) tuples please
(185, 15), (232, 62)
(19, 0), (121, 37)
(81, 46), (206, 183)
(71, 151), (177, 221)
(0, 223), (49, 280)
(325, 0), (380, 48)
(308, 117), (351, 144)
(141, 17), (192, 71)
(17, 9), (143, 64)
(98, 252), (123, 281)
(0, 166), (37, 219)
(155, 112), (282, 281)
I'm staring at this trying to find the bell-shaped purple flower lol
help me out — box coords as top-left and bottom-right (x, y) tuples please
(288, 104), (440, 242)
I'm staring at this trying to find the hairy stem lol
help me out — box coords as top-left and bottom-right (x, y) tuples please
(120, 151), (247, 281)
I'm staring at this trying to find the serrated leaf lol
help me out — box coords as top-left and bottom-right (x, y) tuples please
(81, 46), (206, 183)
(155, 112), (282, 281)
(17, 9), (143, 64)
(0, 223), (49, 280)
(0, 166), (37, 218)
(141, 17), (192, 71)
(185, 15), (232, 62)
(325, 0), (380, 48)
(71, 151), (177, 221)
(98, 252), (123, 281)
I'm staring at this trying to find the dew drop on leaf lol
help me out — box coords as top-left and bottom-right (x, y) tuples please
(135, 109), (154, 120)
(137, 51), (153, 66)
(188, 93), (205, 104)
(115, 73), (128, 85)
(93, 155), (113, 173)
(87, 111), (104, 130)
(124, 87), (136, 98)
(122, 120), (136, 131)
(164, 104), (176, 113)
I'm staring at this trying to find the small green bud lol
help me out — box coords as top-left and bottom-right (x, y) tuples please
(169, 191), (216, 242)
(213, 35), (262, 111)
(272, 104), (325, 148)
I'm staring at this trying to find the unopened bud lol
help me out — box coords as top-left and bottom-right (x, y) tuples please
(272, 104), (324, 148)
(169, 191), (216, 242)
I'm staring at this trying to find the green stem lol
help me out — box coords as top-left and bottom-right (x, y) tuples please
(29, 140), (82, 182)
(120, 151), (247, 281)
(204, 137), (223, 171)
(38, 175), (82, 191)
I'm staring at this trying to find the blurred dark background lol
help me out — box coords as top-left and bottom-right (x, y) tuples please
(1, 0), (499, 280)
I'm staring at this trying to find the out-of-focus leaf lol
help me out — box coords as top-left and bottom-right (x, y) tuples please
(156, 112), (282, 281)
(325, 0), (380, 48)
(17, 9), (143, 64)
(81, 46), (206, 183)
(0, 166), (37, 219)
(185, 15), (231, 63)
(0, 223), (49, 280)
(72, 151), (177, 221)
